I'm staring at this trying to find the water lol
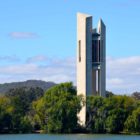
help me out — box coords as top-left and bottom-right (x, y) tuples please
(0, 134), (140, 140)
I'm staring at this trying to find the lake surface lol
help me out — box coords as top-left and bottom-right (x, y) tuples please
(0, 134), (140, 140)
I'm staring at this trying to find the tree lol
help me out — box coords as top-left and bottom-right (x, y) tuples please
(0, 96), (14, 133)
(32, 82), (83, 133)
(19, 116), (33, 133)
(104, 95), (137, 133)
(6, 87), (44, 112)
(105, 108), (126, 133)
(86, 96), (106, 133)
(86, 95), (138, 133)
(32, 98), (46, 131)
(106, 91), (114, 97)
(124, 107), (140, 133)
(4, 87), (43, 133)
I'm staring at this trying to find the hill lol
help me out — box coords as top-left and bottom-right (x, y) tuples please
(0, 80), (56, 94)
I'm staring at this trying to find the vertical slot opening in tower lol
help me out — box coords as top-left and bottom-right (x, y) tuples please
(79, 40), (81, 62)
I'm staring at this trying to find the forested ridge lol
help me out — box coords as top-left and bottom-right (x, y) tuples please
(0, 80), (56, 94)
(0, 82), (140, 134)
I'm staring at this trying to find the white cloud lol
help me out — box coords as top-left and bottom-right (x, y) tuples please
(107, 78), (123, 85)
(9, 32), (39, 39)
(0, 64), (37, 74)
(0, 57), (76, 85)
(26, 55), (48, 63)
(107, 56), (140, 94)
(1, 55), (140, 94)
(0, 55), (20, 62)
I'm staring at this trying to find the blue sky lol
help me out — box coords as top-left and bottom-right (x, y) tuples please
(0, 0), (140, 94)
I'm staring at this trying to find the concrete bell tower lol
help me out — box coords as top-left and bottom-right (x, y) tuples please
(77, 13), (106, 126)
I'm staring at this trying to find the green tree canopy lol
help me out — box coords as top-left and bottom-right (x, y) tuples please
(124, 107), (140, 133)
(33, 82), (83, 133)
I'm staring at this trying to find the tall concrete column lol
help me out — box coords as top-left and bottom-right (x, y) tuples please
(77, 13), (106, 126)
(77, 13), (92, 126)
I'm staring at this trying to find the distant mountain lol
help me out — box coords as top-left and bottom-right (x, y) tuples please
(0, 80), (56, 94)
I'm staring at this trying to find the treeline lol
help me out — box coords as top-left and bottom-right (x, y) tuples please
(86, 95), (140, 134)
(0, 82), (140, 134)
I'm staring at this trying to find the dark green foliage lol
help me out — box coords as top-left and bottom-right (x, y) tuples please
(106, 91), (114, 97)
(18, 116), (33, 133)
(0, 87), (44, 133)
(105, 108), (126, 133)
(124, 107), (140, 133)
(6, 87), (44, 102)
(0, 97), (13, 132)
(86, 95), (140, 134)
(33, 82), (83, 133)
(0, 82), (140, 134)
(86, 96), (106, 133)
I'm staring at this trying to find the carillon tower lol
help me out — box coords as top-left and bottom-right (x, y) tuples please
(77, 13), (106, 125)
